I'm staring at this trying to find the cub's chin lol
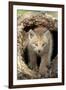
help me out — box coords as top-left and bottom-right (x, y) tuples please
(35, 51), (43, 56)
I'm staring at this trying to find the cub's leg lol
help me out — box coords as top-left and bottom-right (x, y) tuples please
(39, 32), (53, 77)
(28, 49), (37, 70)
(39, 54), (50, 77)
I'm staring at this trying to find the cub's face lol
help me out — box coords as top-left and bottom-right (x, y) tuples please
(28, 29), (49, 55)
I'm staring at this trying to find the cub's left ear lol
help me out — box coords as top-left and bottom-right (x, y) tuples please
(28, 29), (35, 39)
(44, 30), (49, 36)
(43, 30), (50, 40)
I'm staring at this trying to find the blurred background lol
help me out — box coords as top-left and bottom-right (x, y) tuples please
(17, 10), (58, 19)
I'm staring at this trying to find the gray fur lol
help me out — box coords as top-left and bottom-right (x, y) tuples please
(27, 29), (53, 77)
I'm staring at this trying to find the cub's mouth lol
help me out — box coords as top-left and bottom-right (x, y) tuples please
(35, 51), (43, 56)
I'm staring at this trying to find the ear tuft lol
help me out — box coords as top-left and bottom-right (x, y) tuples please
(44, 30), (49, 36)
(29, 29), (35, 39)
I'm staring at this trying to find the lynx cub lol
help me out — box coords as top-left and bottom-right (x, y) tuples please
(27, 27), (53, 77)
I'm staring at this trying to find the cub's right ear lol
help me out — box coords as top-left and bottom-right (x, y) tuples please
(29, 29), (35, 39)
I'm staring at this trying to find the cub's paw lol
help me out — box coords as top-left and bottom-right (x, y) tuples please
(39, 67), (49, 78)
(28, 63), (38, 71)
(28, 63), (33, 69)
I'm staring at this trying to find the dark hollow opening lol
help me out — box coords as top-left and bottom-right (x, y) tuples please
(51, 31), (58, 61)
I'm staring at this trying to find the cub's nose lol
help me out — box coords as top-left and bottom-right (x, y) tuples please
(38, 50), (41, 53)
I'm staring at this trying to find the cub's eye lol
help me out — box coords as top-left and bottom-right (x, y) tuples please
(33, 43), (38, 46)
(42, 43), (46, 47)
(42, 43), (44, 46)
(34, 43), (38, 46)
